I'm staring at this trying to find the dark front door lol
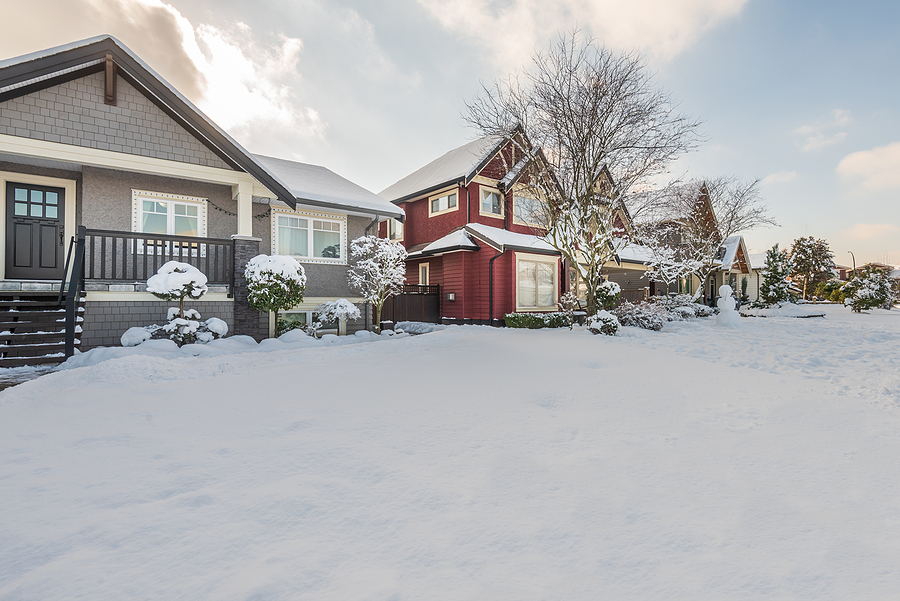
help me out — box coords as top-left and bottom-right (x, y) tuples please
(5, 182), (66, 280)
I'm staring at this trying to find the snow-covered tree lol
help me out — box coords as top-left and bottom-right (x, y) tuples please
(842, 266), (892, 312)
(659, 177), (777, 303)
(637, 222), (703, 304)
(348, 236), (407, 333)
(595, 280), (621, 310)
(756, 244), (793, 307)
(789, 236), (836, 299)
(244, 255), (307, 337)
(146, 261), (208, 319)
(314, 298), (362, 334)
(464, 31), (703, 314)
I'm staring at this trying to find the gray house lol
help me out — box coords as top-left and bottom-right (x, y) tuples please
(0, 36), (403, 364)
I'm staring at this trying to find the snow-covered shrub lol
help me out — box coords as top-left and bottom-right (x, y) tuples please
(245, 254), (307, 337)
(586, 311), (618, 336)
(348, 236), (407, 334)
(595, 281), (621, 310)
(815, 280), (844, 303)
(315, 299), (362, 328)
(842, 267), (893, 312)
(670, 305), (697, 320)
(694, 304), (715, 317)
(146, 261), (208, 319)
(613, 301), (666, 331)
(504, 312), (571, 329)
(121, 315), (227, 347)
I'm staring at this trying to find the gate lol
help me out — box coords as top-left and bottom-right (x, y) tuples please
(379, 285), (440, 325)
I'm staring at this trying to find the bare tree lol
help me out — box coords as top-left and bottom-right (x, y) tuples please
(465, 31), (703, 314)
(660, 177), (778, 302)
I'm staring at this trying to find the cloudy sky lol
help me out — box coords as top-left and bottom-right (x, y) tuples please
(3, 0), (898, 264)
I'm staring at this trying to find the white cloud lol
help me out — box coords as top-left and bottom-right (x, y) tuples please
(761, 171), (797, 185)
(415, 0), (748, 68)
(801, 132), (847, 152)
(793, 109), (852, 152)
(843, 223), (900, 241)
(837, 142), (900, 191)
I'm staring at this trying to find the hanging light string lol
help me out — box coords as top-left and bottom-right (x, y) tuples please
(207, 200), (271, 221)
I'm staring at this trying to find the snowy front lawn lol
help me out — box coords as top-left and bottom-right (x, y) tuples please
(1, 305), (899, 599)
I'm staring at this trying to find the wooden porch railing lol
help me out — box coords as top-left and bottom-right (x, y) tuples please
(83, 229), (234, 288)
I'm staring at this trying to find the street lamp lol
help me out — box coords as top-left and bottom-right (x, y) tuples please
(848, 250), (856, 277)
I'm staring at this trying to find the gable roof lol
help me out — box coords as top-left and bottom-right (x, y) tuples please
(379, 136), (503, 203)
(717, 235), (750, 273)
(253, 155), (402, 218)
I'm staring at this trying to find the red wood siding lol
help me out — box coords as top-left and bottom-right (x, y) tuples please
(400, 186), (467, 248)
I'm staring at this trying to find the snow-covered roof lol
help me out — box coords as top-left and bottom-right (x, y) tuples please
(616, 243), (654, 264)
(379, 136), (502, 203)
(749, 253), (767, 271)
(253, 155), (402, 218)
(464, 222), (558, 254)
(407, 228), (480, 258)
(715, 235), (749, 271)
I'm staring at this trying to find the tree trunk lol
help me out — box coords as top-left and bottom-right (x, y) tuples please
(374, 302), (382, 334)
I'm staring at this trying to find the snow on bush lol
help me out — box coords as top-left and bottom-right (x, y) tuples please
(842, 267), (893, 312)
(121, 326), (154, 347)
(586, 310), (619, 336)
(504, 312), (571, 329)
(146, 261), (208, 319)
(595, 281), (621, 310)
(245, 254), (307, 337)
(314, 299), (362, 326)
(613, 301), (666, 331)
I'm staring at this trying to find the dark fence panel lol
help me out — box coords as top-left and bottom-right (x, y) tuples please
(83, 229), (234, 286)
(379, 285), (440, 324)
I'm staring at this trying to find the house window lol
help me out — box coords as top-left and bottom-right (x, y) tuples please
(388, 218), (403, 241)
(430, 192), (457, 216)
(518, 257), (557, 309)
(132, 191), (207, 237)
(481, 188), (503, 217)
(419, 263), (430, 286)
(273, 211), (345, 261)
(513, 193), (544, 225)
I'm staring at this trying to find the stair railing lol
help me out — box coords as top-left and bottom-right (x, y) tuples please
(62, 226), (87, 358)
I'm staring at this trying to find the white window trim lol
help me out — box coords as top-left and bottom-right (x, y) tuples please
(388, 217), (404, 242)
(427, 187), (460, 217)
(479, 185), (504, 219)
(131, 190), (208, 237)
(419, 262), (430, 286)
(515, 252), (559, 312)
(271, 208), (348, 265)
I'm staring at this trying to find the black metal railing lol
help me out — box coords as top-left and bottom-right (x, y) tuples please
(58, 226), (87, 358)
(83, 229), (234, 288)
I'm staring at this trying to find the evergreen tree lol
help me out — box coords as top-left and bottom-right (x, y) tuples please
(841, 266), (893, 312)
(789, 236), (836, 299)
(756, 243), (793, 307)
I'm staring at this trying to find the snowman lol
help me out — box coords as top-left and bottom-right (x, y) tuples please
(716, 284), (741, 327)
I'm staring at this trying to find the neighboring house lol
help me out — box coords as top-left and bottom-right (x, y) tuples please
(714, 235), (752, 301)
(0, 36), (402, 362)
(378, 133), (562, 323)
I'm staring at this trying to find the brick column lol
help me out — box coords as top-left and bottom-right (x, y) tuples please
(232, 235), (266, 340)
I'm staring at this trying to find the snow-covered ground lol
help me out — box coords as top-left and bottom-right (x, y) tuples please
(2, 305), (899, 599)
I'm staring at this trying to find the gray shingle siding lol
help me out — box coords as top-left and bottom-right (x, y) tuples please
(81, 300), (235, 350)
(0, 72), (232, 170)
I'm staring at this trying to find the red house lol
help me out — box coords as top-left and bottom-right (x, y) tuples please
(378, 135), (562, 324)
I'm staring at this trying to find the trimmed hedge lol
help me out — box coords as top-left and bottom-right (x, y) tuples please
(504, 312), (572, 329)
